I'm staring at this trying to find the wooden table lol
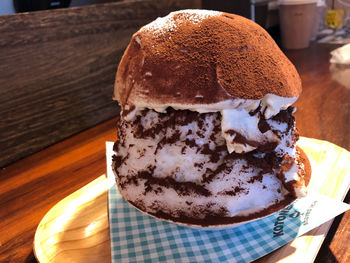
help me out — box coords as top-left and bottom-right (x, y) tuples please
(0, 42), (349, 262)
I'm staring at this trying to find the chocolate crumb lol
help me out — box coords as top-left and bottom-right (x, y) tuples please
(258, 114), (270, 133)
(220, 186), (244, 196)
(247, 172), (264, 184)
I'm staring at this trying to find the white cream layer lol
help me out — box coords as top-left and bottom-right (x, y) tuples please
(122, 93), (297, 154)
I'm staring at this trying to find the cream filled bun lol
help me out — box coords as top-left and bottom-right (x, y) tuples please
(112, 10), (311, 227)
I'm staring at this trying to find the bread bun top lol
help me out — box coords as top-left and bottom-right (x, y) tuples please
(114, 10), (301, 108)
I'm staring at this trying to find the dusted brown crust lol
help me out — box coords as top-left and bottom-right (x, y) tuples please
(115, 10), (302, 107)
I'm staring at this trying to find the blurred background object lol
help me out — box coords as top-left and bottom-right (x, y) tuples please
(202, 0), (271, 28)
(317, 0), (350, 44)
(13, 0), (72, 12)
(311, 0), (327, 39)
(325, 8), (345, 29)
(251, 0), (270, 27)
(278, 0), (317, 50)
(0, 0), (15, 15)
(327, 0), (350, 27)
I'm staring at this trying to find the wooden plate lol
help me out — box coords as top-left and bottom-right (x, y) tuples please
(34, 137), (350, 263)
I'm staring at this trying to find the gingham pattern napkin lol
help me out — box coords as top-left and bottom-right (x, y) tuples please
(106, 142), (350, 263)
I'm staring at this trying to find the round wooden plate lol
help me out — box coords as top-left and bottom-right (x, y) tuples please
(33, 137), (350, 263)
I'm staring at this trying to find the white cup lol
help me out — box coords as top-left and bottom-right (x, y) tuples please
(278, 0), (318, 49)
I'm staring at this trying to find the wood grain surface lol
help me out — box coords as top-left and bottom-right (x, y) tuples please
(0, 117), (117, 263)
(286, 43), (350, 263)
(0, 0), (200, 168)
(32, 138), (350, 263)
(289, 43), (350, 152)
(0, 36), (349, 263)
(34, 174), (112, 263)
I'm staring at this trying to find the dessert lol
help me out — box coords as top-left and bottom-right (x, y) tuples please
(112, 10), (311, 227)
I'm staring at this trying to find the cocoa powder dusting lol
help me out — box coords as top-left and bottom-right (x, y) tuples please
(135, 165), (212, 197)
(220, 186), (245, 196)
(115, 11), (301, 107)
(130, 194), (296, 227)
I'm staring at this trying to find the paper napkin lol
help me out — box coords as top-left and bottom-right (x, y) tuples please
(330, 43), (350, 64)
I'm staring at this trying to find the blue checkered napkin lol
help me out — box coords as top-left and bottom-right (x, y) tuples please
(106, 142), (350, 263)
(108, 184), (302, 263)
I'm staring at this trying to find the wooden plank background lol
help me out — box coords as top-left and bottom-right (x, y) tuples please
(0, 0), (201, 168)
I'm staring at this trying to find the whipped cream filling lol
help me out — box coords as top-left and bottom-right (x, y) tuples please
(121, 93), (298, 154)
(121, 93), (297, 120)
(220, 108), (279, 154)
